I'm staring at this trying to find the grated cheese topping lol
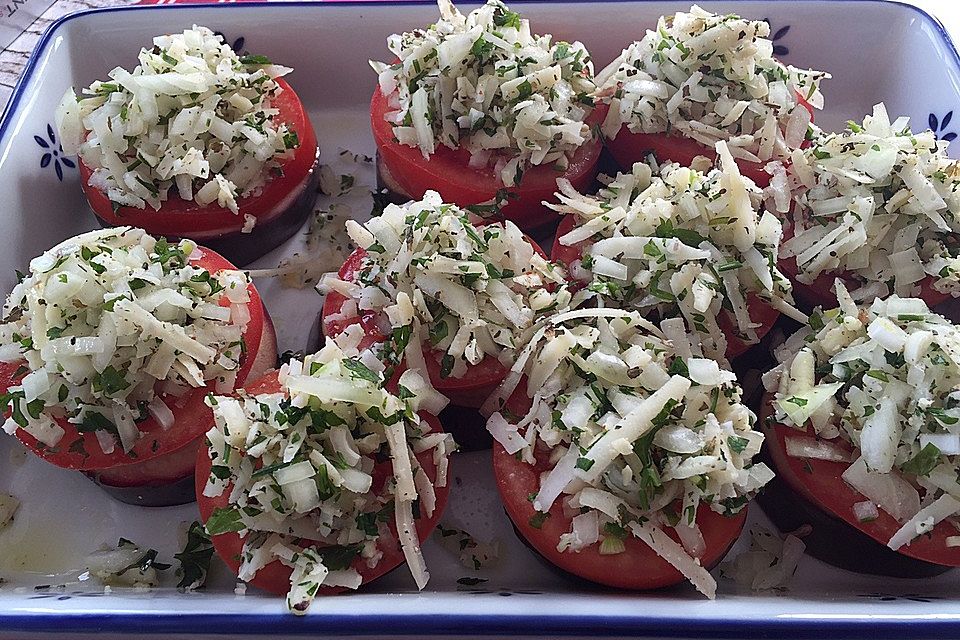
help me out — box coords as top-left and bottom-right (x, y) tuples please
(203, 340), (453, 614)
(781, 103), (960, 301)
(549, 144), (799, 361)
(319, 190), (575, 382)
(56, 26), (299, 216)
(370, 0), (596, 186)
(487, 308), (772, 598)
(595, 5), (828, 164)
(769, 281), (960, 549)
(719, 525), (805, 590)
(0, 228), (250, 455)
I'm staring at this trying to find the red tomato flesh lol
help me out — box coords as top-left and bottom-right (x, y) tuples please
(606, 130), (771, 188)
(759, 395), (960, 567)
(493, 383), (746, 589)
(551, 215), (779, 358)
(777, 226), (951, 310)
(321, 234), (550, 408)
(196, 370), (450, 596)
(371, 86), (602, 232)
(79, 78), (318, 240)
(0, 246), (272, 474)
(94, 312), (277, 489)
(597, 93), (814, 188)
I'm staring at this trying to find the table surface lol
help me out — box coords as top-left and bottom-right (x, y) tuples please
(1, 0), (959, 111)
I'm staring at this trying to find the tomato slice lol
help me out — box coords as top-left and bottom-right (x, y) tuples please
(759, 394), (960, 567)
(195, 370), (450, 596)
(0, 246), (270, 472)
(551, 215), (778, 358)
(79, 78), (318, 240)
(371, 87), (602, 232)
(321, 234), (550, 408)
(777, 227), (951, 310)
(595, 104), (769, 187)
(321, 249), (389, 352)
(91, 436), (204, 489)
(597, 93), (815, 189)
(607, 131), (771, 188)
(493, 382), (745, 589)
(93, 312), (278, 489)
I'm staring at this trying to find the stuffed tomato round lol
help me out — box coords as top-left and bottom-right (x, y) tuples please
(776, 105), (960, 311)
(369, 0), (601, 232)
(0, 228), (276, 505)
(760, 286), (960, 575)
(546, 148), (798, 361)
(594, 6), (826, 187)
(485, 309), (771, 597)
(196, 345), (453, 613)
(322, 247), (518, 411)
(57, 26), (319, 266)
(320, 191), (571, 419)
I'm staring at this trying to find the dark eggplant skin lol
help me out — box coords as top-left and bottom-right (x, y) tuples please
(92, 151), (320, 267)
(375, 152), (416, 209)
(198, 159), (320, 267)
(85, 471), (196, 508)
(374, 152), (573, 245)
(437, 403), (492, 453)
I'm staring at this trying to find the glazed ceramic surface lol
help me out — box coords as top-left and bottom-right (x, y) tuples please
(1, 1), (960, 637)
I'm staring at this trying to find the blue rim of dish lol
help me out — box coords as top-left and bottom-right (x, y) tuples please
(2, 610), (960, 638)
(2, 0), (960, 637)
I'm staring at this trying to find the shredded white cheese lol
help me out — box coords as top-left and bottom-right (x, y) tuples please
(319, 190), (574, 383)
(595, 5), (828, 163)
(548, 147), (797, 361)
(0, 228), (250, 455)
(370, 0), (596, 186)
(56, 25), (299, 216)
(719, 526), (805, 590)
(488, 309), (771, 598)
(782, 103), (960, 300)
(204, 340), (453, 614)
(773, 282), (960, 547)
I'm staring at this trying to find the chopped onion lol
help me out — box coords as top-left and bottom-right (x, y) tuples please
(57, 26), (294, 214)
(596, 6), (827, 164)
(372, 1), (596, 187)
(546, 145), (797, 362)
(842, 457), (920, 522)
(203, 343), (449, 612)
